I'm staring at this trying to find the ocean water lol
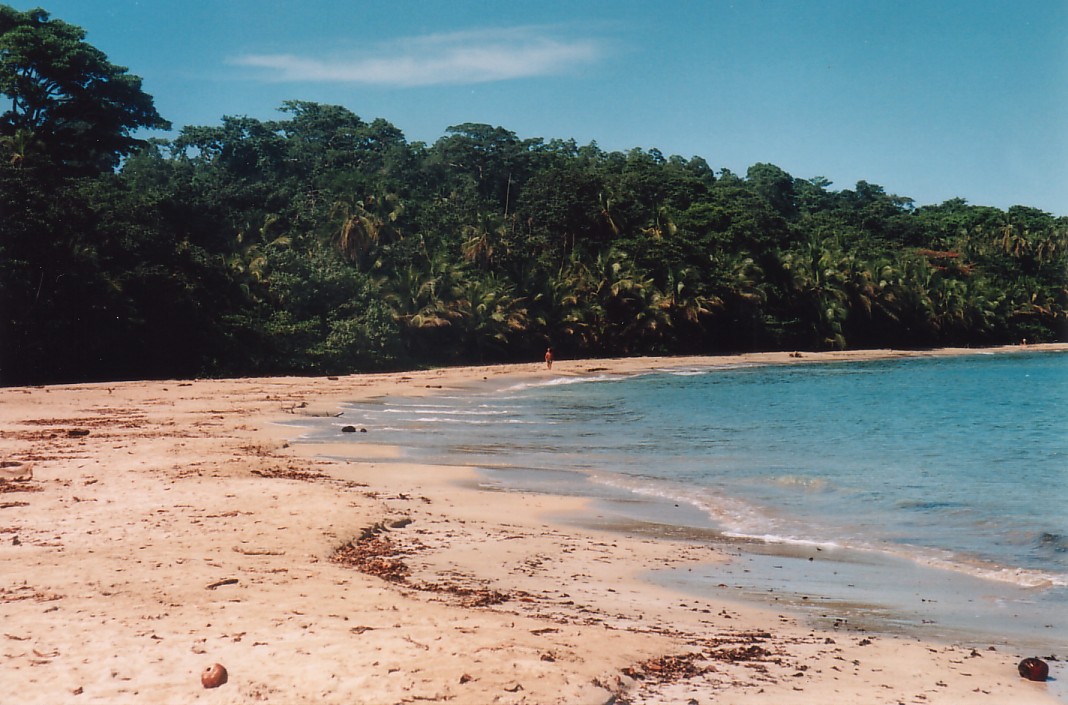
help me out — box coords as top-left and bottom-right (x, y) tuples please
(294, 350), (1068, 652)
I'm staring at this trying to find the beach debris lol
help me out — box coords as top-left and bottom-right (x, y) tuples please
(403, 635), (430, 651)
(1018, 657), (1049, 681)
(205, 578), (239, 590)
(357, 521), (395, 540)
(623, 653), (709, 683)
(250, 463), (327, 481)
(459, 673), (473, 684)
(0, 586), (63, 603)
(708, 643), (775, 663)
(66, 428), (90, 438)
(232, 545), (285, 556)
(419, 581), (511, 607)
(332, 534), (410, 582)
(201, 663), (228, 688)
(332, 523), (521, 606)
(0, 461), (33, 482)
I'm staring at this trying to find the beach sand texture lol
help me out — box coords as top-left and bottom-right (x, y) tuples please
(1, 346), (1063, 704)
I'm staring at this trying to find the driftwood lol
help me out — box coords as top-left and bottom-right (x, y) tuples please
(205, 578), (239, 590)
(232, 545), (285, 556)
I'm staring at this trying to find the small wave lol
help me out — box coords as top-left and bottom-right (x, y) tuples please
(917, 554), (1068, 589)
(504, 374), (627, 392)
(586, 472), (778, 537)
(720, 531), (844, 551)
(588, 470), (1068, 590)
(717, 530), (1068, 589)
(380, 407), (512, 416)
(658, 362), (761, 376)
(1036, 532), (1068, 554)
(404, 416), (540, 424)
(382, 402), (454, 408)
(769, 475), (830, 491)
(895, 499), (965, 510)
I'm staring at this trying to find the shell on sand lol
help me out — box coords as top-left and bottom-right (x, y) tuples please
(0, 461), (33, 482)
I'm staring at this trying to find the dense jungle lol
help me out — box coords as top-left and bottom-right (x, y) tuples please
(2, 7), (1065, 385)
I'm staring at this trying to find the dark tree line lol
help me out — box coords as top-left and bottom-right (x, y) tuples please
(2, 7), (1065, 385)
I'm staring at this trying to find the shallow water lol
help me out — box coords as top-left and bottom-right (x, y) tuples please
(292, 350), (1068, 658)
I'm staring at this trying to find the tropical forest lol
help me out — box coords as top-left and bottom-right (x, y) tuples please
(2, 6), (1065, 386)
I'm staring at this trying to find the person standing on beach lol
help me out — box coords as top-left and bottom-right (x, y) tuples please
(544, 347), (553, 370)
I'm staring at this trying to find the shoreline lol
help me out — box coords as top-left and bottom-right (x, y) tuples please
(304, 343), (1068, 646)
(1, 345), (1065, 703)
(496, 474), (1068, 652)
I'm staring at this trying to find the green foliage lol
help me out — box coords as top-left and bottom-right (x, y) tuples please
(257, 246), (404, 374)
(2, 6), (1065, 385)
(0, 6), (169, 174)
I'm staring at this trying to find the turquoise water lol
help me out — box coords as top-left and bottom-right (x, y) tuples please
(295, 350), (1068, 649)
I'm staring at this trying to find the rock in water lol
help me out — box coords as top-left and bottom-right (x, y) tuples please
(201, 663), (228, 688)
(1018, 657), (1049, 681)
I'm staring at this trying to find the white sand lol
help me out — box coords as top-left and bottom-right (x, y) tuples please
(1, 345), (1063, 704)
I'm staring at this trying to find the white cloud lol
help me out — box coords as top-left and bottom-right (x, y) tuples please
(230, 27), (604, 87)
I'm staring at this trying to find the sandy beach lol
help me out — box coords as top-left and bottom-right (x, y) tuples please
(1, 345), (1064, 704)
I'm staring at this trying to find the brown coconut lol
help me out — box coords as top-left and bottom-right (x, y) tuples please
(201, 663), (228, 688)
(1018, 657), (1049, 682)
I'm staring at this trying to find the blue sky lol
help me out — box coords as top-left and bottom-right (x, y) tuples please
(14, 0), (1067, 214)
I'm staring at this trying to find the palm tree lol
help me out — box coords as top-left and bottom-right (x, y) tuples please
(702, 252), (768, 351)
(779, 237), (850, 349)
(0, 128), (41, 167)
(380, 251), (470, 358)
(449, 273), (529, 361)
(640, 205), (678, 240)
(461, 212), (511, 270)
(582, 248), (669, 355)
(997, 222), (1032, 259)
(330, 193), (404, 270)
(225, 214), (290, 289)
(893, 253), (940, 346)
(660, 265), (721, 350)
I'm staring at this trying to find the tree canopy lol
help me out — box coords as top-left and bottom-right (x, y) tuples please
(0, 6), (169, 173)
(1, 7), (1064, 385)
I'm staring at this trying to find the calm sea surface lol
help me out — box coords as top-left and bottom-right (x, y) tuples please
(294, 350), (1068, 651)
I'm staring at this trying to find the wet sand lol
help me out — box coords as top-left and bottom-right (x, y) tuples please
(0, 345), (1063, 703)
